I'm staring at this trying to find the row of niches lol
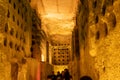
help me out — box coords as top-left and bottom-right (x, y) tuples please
(92, 0), (114, 16)
(4, 37), (25, 52)
(53, 60), (69, 65)
(7, 0), (28, 23)
(54, 52), (69, 54)
(92, 0), (116, 40)
(4, 23), (26, 43)
(7, 10), (27, 32)
(52, 44), (70, 46)
(53, 63), (68, 65)
(94, 13), (116, 40)
(53, 48), (69, 51)
(54, 59), (69, 62)
(54, 56), (69, 59)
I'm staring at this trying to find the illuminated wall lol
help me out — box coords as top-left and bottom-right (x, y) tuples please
(73, 0), (120, 80)
(52, 44), (70, 65)
(53, 65), (68, 75)
(0, 0), (38, 80)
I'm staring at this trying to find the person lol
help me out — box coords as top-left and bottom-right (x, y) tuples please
(80, 76), (92, 80)
(64, 69), (71, 80)
(61, 71), (65, 80)
(50, 71), (56, 80)
(56, 71), (62, 80)
(47, 75), (52, 80)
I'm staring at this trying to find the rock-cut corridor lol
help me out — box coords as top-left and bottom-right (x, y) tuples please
(0, 0), (120, 80)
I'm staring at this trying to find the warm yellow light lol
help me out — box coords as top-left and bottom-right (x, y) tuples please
(42, 13), (74, 20)
(41, 54), (45, 62)
(44, 13), (64, 19)
(54, 65), (68, 74)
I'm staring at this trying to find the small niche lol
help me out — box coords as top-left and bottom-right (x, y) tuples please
(18, 9), (20, 14)
(5, 23), (8, 32)
(10, 28), (14, 35)
(30, 47), (33, 52)
(22, 46), (24, 51)
(104, 23), (108, 36)
(108, 12), (116, 28)
(96, 31), (100, 40)
(21, 58), (26, 64)
(13, 15), (15, 22)
(17, 20), (19, 26)
(101, 5), (106, 16)
(95, 15), (99, 23)
(93, 0), (97, 8)
(17, 46), (20, 51)
(9, 41), (13, 48)
(7, 10), (10, 18)
(103, 67), (106, 72)
(32, 41), (35, 45)
(4, 38), (7, 46)
(13, 3), (16, 9)
(16, 32), (18, 38)
(9, 0), (11, 3)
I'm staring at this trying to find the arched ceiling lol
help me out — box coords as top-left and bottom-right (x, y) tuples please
(30, 0), (78, 43)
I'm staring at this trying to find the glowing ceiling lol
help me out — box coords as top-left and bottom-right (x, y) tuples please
(30, 0), (78, 42)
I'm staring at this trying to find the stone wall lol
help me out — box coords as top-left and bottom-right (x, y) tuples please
(0, 0), (32, 80)
(74, 0), (120, 80)
(41, 62), (53, 80)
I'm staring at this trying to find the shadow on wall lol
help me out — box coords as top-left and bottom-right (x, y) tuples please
(80, 76), (92, 80)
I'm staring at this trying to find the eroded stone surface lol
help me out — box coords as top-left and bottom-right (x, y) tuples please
(71, 0), (120, 80)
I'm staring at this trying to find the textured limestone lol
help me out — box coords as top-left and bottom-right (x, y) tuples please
(0, 0), (32, 80)
(71, 0), (120, 80)
(40, 62), (53, 80)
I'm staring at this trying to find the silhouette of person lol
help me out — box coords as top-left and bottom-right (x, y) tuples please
(80, 76), (92, 80)
(50, 71), (56, 80)
(56, 71), (62, 80)
(64, 69), (71, 80)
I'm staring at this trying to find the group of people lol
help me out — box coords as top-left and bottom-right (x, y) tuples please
(47, 69), (92, 80)
(47, 69), (72, 80)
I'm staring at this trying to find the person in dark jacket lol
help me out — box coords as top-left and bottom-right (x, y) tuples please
(64, 69), (71, 80)
(50, 71), (56, 80)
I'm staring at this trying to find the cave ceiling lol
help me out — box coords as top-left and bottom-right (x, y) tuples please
(30, 0), (78, 43)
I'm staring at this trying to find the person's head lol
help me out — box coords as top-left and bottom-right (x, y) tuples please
(57, 71), (60, 75)
(80, 76), (92, 80)
(61, 71), (65, 76)
(47, 75), (51, 80)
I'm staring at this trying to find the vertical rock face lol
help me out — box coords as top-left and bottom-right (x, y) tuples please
(74, 0), (120, 80)
(0, 0), (33, 80)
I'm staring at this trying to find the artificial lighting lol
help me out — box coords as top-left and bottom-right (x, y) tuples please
(42, 13), (74, 20)
(41, 54), (45, 62)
